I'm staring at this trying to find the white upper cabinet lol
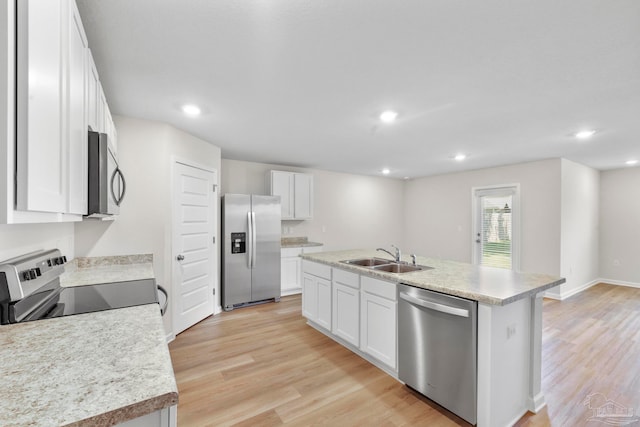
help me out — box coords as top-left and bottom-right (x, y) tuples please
(293, 173), (313, 219)
(87, 50), (117, 151)
(270, 171), (293, 219)
(16, 0), (66, 214)
(268, 170), (313, 220)
(4, 0), (116, 222)
(86, 50), (99, 132)
(66, 0), (88, 215)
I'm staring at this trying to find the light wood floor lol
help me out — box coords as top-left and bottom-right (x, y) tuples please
(169, 283), (640, 426)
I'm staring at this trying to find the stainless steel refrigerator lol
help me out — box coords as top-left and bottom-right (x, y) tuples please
(222, 194), (281, 311)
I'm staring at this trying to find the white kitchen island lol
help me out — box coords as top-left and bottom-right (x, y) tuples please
(300, 249), (565, 427)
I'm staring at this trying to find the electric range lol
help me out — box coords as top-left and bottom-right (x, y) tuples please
(0, 249), (161, 325)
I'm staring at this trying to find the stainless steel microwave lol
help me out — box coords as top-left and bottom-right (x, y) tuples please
(87, 131), (126, 217)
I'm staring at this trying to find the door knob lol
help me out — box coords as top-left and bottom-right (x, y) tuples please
(176, 254), (185, 261)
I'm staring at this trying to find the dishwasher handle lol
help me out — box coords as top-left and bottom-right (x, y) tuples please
(399, 291), (470, 318)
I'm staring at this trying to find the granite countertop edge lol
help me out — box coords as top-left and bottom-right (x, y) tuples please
(300, 250), (565, 306)
(65, 392), (179, 427)
(281, 242), (324, 248)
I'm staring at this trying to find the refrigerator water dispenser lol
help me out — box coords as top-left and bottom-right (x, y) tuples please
(231, 232), (246, 254)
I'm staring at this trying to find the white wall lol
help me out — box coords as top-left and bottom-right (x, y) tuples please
(403, 159), (562, 275)
(551, 159), (600, 299)
(599, 167), (640, 286)
(0, 223), (74, 262)
(222, 159), (405, 251)
(74, 116), (221, 335)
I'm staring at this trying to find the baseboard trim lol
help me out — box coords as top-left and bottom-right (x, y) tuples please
(527, 392), (546, 413)
(507, 408), (530, 427)
(544, 279), (599, 300)
(598, 278), (640, 289)
(165, 332), (175, 343)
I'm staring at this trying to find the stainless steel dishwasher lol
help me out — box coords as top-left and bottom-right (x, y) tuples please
(398, 283), (477, 425)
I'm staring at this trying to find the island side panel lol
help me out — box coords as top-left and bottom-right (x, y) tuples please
(528, 293), (545, 412)
(477, 298), (531, 427)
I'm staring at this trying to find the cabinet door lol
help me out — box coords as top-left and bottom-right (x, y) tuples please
(16, 0), (65, 213)
(66, 0), (88, 214)
(97, 83), (106, 133)
(301, 273), (317, 321)
(361, 292), (397, 370)
(316, 277), (331, 330)
(86, 50), (99, 131)
(103, 99), (117, 152)
(332, 282), (359, 346)
(270, 171), (293, 219)
(293, 173), (313, 219)
(281, 255), (301, 295)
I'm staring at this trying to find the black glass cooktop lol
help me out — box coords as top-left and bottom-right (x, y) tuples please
(49, 279), (159, 318)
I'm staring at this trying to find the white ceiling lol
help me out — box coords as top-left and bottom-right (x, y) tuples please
(76, 0), (640, 179)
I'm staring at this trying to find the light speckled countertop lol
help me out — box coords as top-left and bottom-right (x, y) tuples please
(301, 249), (565, 305)
(281, 237), (324, 248)
(0, 304), (178, 427)
(60, 254), (154, 287)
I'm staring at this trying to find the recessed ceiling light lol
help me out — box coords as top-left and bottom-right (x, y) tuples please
(382, 168), (390, 175)
(574, 129), (596, 140)
(379, 111), (398, 123)
(626, 159), (638, 165)
(403, 176), (410, 180)
(182, 104), (201, 116)
(454, 154), (466, 161)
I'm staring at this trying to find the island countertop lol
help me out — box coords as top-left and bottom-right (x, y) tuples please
(300, 249), (565, 305)
(0, 304), (178, 427)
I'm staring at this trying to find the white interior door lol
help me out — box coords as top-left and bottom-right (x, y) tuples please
(173, 161), (217, 335)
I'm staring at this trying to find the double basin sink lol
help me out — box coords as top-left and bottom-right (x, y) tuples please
(341, 257), (433, 274)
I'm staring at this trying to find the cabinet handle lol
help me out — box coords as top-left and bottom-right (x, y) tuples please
(176, 254), (185, 261)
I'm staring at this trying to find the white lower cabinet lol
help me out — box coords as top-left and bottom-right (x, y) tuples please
(281, 248), (303, 296)
(360, 289), (397, 371)
(281, 245), (323, 296)
(301, 260), (332, 331)
(316, 277), (331, 330)
(302, 262), (398, 373)
(332, 269), (360, 347)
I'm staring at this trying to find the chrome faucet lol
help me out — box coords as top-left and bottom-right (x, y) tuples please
(377, 245), (402, 263)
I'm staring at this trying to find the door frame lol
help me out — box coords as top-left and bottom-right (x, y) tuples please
(471, 183), (521, 271)
(171, 157), (219, 338)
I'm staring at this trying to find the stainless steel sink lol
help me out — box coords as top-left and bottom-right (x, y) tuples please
(341, 258), (433, 274)
(372, 263), (426, 273)
(342, 257), (391, 267)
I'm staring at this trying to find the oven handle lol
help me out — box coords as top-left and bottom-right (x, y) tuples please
(157, 285), (168, 316)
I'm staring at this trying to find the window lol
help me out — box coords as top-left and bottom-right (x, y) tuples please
(473, 185), (520, 270)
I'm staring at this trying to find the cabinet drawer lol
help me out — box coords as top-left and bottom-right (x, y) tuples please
(361, 276), (396, 301)
(332, 268), (359, 289)
(281, 247), (303, 258)
(302, 260), (331, 280)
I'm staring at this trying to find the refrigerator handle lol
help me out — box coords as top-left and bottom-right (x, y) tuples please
(251, 211), (257, 267)
(247, 212), (253, 268)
